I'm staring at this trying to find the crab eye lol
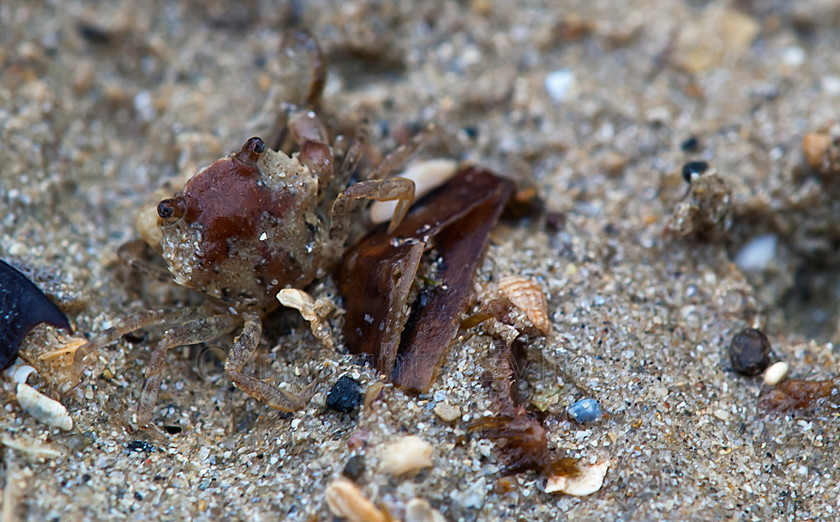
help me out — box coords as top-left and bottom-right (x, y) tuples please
(249, 137), (265, 154)
(235, 137), (266, 165)
(157, 196), (186, 224)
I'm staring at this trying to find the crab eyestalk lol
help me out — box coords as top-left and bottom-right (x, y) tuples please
(236, 137), (266, 165)
(157, 196), (186, 225)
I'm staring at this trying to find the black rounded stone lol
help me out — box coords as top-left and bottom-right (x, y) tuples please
(681, 160), (709, 183)
(341, 455), (366, 481)
(729, 328), (772, 376)
(680, 136), (700, 152)
(326, 375), (363, 413)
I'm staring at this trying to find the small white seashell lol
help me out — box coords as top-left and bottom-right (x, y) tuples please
(499, 275), (552, 335)
(325, 478), (386, 522)
(5, 361), (37, 384)
(764, 361), (789, 386)
(369, 159), (459, 224)
(379, 435), (433, 476)
(16, 383), (73, 431)
(405, 498), (447, 522)
(545, 460), (609, 496)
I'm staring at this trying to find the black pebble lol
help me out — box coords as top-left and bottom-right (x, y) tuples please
(680, 136), (700, 152)
(545, 211), (566, 232)
(326, 375), (363, 413)
(730, 328), (772, 376)
(681, 161), (709, 183)
(342, 455), (366, 481)
(0, 259), (72, 370)
(126, 440), (156, 453)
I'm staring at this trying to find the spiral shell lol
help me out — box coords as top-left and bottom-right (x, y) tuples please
(498, 275), (552, 335)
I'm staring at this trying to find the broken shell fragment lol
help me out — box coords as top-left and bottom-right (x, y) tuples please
(369, 159), (458, 224)
(405, 497), (447, 522)
(380, 436), (433, 476)
(278, 288), (335, 349)
(545, 460), (609, 496)
(16, 383), (73, 431)
(498, 275), (552, 335)
(325, 478), (386, 522)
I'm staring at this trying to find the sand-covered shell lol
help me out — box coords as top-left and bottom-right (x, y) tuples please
(499, 276), (552, 335)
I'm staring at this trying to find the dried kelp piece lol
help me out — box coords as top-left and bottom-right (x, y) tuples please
(468, 339), (552, 474)
(0, 259), (72, 369)
(758, 379), (837, 414)
(394, 186), (512, 391)
(338, 167), (514, 391)
(469, 407), (551, 474)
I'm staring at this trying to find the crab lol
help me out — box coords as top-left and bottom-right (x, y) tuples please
(73, 31), (425, 427)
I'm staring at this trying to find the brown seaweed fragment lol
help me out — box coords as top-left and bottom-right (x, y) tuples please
(467, 337), (556, 475)
(338, 167), (514, 391)
(758, 379), (837, 414)
(0, 259), (72, 369)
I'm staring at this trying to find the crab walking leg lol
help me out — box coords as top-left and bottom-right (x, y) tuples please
(224, 312), (312, 412)
(368, 126), (433, 181)
(74, 306), (210, 372)
(135, 314), (239, 425)
(117, 240), (174, 283)
(335, 124), (369, 188)
(329, 178), (416, 245)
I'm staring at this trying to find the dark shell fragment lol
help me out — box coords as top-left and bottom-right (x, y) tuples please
(338, 167), (514, 392)
(758, 379), (837, 414)
(0, 259), (72, 369)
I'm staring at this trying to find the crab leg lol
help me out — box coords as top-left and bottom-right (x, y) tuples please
(136, 313), (239, 425)
(368, 126), (433, 181)
(74, 306), (210, 372)
(116, 239), (173, 283)
(224, 312), (313, 412)
(329, 177), (416, 243)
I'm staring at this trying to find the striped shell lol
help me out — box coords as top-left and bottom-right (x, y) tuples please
(498, 275), (552, 335)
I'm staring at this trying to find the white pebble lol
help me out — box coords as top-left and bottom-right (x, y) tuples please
(369, 159), (458, 224)
(821, 76), (840, 96)
(712, 408), (731, 422)
(450, 476), (487, 509)
(379, 435), (433, 476)
(433, 402), (461, 422)
(781, 46), (805, 68)
(764, 361), (789, 386)
(133, 91), (156, 121)
(735, 234), (777, 271)
(16, 383), (73, 431)
(544, 69), (575, 102)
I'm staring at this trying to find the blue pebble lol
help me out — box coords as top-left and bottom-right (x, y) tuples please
(568, 398), (601, 423)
